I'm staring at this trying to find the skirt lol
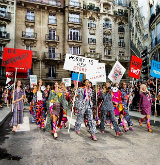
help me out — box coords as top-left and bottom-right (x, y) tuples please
(49, 102), (60, 118)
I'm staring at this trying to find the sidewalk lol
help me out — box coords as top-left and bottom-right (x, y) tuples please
(129, 111), (160, 124)
(0, 105), (12, 126)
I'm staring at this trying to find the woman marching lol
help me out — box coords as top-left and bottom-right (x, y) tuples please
(33, 79), (46, 129)
(100, 83), (122, 136)
(75, 79), (97, 141)
(112, 83), (128, 132)
(11, 80), (25, 132)
(138, 84), (153, 132)
(46, 81), (69, 139)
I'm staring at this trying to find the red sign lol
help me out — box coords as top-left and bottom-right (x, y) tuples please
(2, 48), (32, 69)
(6, 67), (28, 78)
(128, 55), (142, 79)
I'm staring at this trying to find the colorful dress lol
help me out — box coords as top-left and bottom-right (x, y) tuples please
(139, 92), (152, 115)
(46, 90), (69, 132)
(112, 90), (122, 116)
(33, 90), (46, 128)
(11, 88), (25, 126)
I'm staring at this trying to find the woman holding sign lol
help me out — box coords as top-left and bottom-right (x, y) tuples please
(11, 80), (25, 132)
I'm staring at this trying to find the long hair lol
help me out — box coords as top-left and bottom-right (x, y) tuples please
(140, 84), (148, 94)
(52, 81), (59, 90)
(15, 80), (23, 89)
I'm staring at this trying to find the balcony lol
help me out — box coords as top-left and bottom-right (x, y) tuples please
(114, 9), (128, 17)
(83, 4), (100, 12)
(25, 15), (35, 22)
(22, 31), (37, 40)
(103, 38), (112, 46)
(46, 73), (56, 79)
(88, 23), (96, 28)
(68, 35), (82, 42)
(118, 42), (125, 47)
(103, 23), (112, 29)
(84, 52), (100, 59)
(44, 52), (61, 61)
(69, 1), (81, 8)
(17, 0), (63, 8)
(88, 38), (96, 44)
(68, 17), (82, 24)
(119, 56), (130, 61)
(103, 55), (114, 61)
(0, 31), (10, 41)
(118, 27), (125, 33)
(0, 11), (11, 22)
(45, 34), (59, 43)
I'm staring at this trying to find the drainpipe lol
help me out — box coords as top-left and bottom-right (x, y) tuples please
(40, 8), (42, 79)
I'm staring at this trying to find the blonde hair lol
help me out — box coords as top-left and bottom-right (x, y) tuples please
(140, 84), (148, 93)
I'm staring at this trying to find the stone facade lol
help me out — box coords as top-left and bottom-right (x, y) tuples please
(0, 0), (16, 84)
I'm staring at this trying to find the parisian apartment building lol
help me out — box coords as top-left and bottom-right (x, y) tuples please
(0, 0), (132, 85)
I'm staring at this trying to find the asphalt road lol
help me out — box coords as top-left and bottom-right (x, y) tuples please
(0, 109), (160, 165)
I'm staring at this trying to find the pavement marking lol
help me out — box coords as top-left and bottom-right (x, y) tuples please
(16, 116), (30, 132)
(67, 116), (85, 128)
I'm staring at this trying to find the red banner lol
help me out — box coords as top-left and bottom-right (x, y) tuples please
(128, 55), (142, 79)
(2, 48), (32, 69)
(6, 67), (28, 78)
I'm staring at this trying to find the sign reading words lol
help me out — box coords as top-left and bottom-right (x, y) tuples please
(2, 48), (32, 69)
(63, 54), (98, 74)
(108, 61), (126, 84)
(128, 55), (142, 79)
(30, 75), (37, 88)
(151, 60), (160, 79)
(62, 78), (71, 87)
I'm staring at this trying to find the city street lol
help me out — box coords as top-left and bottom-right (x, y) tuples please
(0, 108), (160, 165)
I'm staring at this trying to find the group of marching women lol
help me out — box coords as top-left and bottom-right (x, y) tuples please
(11, 79), (154, 141)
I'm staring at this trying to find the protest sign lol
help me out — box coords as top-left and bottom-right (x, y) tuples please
(151, 60), (160, 79)
(2, 48), (32, 69)
(128, 55), (142, 79)
(30, 75), (37, 88)
(108, 61), (126, 84)
(62, 78), (71, 87)
(63, 54), (98, 74)
(86, 63), (106, 83)
(6, 67), (28, 78)
(71, 73), (83, 81)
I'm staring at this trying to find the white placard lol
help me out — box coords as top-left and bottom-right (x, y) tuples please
(62, 78), (71, 87)
(30, 75), (37, 88)
(108, 61), (126, 84)
(86, 63), (106, 83)
(63, 54), (98, 74)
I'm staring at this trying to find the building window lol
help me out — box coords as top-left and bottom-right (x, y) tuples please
(69, 28), (81, 41)
(49, 0), (56, 5)
(69, 0), (80, 7)
(49, 29), (56, 40)
(26, 45), (33, 51)
(69, 46), (80, 55)
(26, 27), (34, 37)
(48, 65), (56, 78)
(49, 47), (56, 58)
(119, 51), (125, 56)
(69, 13), (81, 23)
(26, 11), (34, 21)
(0, 45), (4, 58)
(103, 19), (112, 29)
(90, 49), (96, 53)
(115, 0), (127, 6)
(49, 14), (56, 24)
(88, 38), (96, 44)
(104, 48), (111, 56)
(150, 5), (154, 16)
(88, 20), (96, 28)
(0, 6), (7, 17)
(151, 28), (155, 48)
(157, 23), (160, 45)
(0, 66), (5, 77)
(103, 35), (112, 43)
